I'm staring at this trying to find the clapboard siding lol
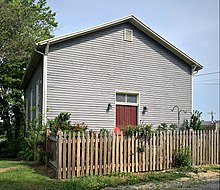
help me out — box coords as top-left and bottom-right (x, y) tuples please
(24, 59), (43, 122)
(47, 23), (191, 130)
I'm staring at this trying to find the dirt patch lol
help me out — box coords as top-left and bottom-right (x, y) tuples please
(0, 167), (18, 173)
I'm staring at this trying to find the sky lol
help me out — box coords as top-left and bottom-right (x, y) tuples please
(47, 0), (219, 121)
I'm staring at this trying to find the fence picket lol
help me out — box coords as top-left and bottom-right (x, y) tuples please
(57, 133), (62, 179)
(115, 134), (119, 172)
(85, 132), (90, 176)
(108, 133), (112, 174)
(123, 135), (127, 172)
(112, 133), (115, 173)
(72, 133), (76, 176)
(95, 133), (99, 175)
(131, 134), (135, 172)
(120, 132), (124, 172)
(49, 129), (219, 179)
(135, 133), (138, 172)
(67, 132), (72, 178)
(127, 135), (131, 172)
(76, 132), (81, 177)
(63, 133), (67, 179)
(99, 133), (103, 175)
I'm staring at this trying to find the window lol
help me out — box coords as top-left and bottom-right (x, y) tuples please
(36, 81), (39, 125)
(30, 89), (33, 121)
(25, 99), (29, 130)
(116, 93), (138, 103)
(124, 29), (133, 42)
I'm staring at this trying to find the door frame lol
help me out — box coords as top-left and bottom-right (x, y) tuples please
(114, 90), (141, 128)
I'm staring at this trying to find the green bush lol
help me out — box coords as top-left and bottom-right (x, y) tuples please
(172, 147), (191, 168)
(125, 124), (154, 137)
(157, 123), (177, 131)
(48, 112), (88, 134)
(185, 110), (202, 130)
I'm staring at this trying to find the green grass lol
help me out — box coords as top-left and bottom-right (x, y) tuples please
(0, 160), (217, 190)
(202, 164), (220, 172)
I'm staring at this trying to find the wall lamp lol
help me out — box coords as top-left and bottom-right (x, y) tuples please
(106, 103), (112, 111)
(142, 106), (148, 114)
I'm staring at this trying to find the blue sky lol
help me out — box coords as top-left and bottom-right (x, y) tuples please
(47, 0), (219, 121)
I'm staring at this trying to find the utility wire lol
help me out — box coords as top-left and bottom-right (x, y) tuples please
(194, 78), (219, 82)
(194, 83), (219, 85)
(194, 71), (220, 77)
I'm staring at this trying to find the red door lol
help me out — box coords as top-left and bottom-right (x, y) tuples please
(116, 105), (137, 131)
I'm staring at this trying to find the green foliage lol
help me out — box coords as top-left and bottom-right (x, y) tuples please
(125, 124), (154, 137)
(0, 0), (57, 157)
(172, 147), (192, 168)
(18, 122), (46, 163)
(100, 128), (109, 136)
(125, 125), (137, 136)
(48, 112), (72, 133)
(137, 145), (145, 153)
(48, 112), (88, 134)
(157, 123), (177, 131)
(185, 110), (202, 130)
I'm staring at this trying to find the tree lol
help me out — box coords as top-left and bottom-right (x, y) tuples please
(0, 0), (57, 155)
(185, 110), (203, 130)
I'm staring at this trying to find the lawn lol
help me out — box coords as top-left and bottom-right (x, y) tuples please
(0, 159), (219, 190)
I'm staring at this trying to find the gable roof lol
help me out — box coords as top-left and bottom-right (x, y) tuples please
(22, 15), (203, 88)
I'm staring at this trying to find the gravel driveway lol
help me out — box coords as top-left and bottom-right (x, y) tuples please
(103, 175), (220, 190)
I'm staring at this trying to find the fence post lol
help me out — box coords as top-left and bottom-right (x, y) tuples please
(45, 128), (51, 167)
(57, 133), (62, 179)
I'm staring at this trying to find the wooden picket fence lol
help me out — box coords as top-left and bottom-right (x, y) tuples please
(46, 129), (220, 179)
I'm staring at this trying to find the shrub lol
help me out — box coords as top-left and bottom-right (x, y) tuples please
(185, 110), (202, 130)
(48, 112), (88, 134)
(18, 116), (47, 163)
(125, 124), (154, 138)
(100, 128), (109, 136)
(172, 147), (191, 168)
(48, 112), (72, 133)
(157, 123), (177, 131)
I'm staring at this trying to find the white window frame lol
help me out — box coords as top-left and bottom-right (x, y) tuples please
(25, 98), (29, 130)
(36, 80), (39, 126)
(115, 91), (141, 126)
(30, 89), (33, 121)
